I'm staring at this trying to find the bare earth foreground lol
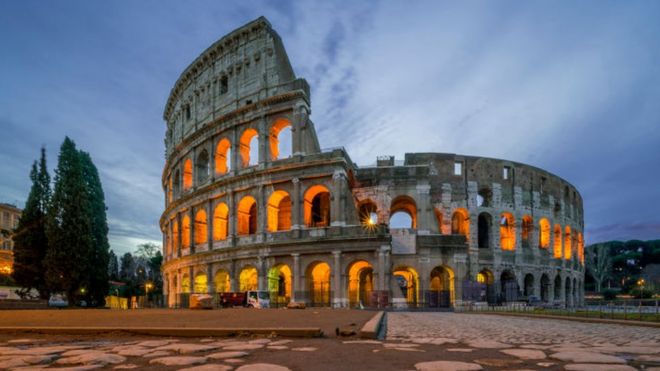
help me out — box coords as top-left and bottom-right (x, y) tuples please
(0, 310), (659, 370)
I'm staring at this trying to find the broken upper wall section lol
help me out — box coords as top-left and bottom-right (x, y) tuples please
(163, 16), (310, 156)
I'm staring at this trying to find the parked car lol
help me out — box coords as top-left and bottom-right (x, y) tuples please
(48, 294), (68, 308)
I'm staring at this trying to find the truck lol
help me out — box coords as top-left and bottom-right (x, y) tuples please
(218, 290), (270, 309)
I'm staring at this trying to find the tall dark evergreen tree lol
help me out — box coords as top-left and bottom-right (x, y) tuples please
(44, 137), (94, 304)
(108, 250), (119, 281)
(79, 150), (110, 306)
(12, 147), (51, 298)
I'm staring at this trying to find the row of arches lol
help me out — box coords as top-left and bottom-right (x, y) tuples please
(168, 118), (293, 201)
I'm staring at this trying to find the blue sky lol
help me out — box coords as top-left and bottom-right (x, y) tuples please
(1, 1), (659, 255)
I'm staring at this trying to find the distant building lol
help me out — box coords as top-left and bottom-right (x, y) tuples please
(0, 203), (21, 275)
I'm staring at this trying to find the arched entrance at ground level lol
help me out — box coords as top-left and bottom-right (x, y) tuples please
(347, 260), (373, 308)
(540, 274), (550, 302)
(428, 266), (454, 307)
(268, 264), (292, 306)
(476, 269), (496, 303)
(306, 262), (331, 306)
(573, 278), (579, 306)
(194, 272), (208, 293)
(554, 275), (562, 302)
(214, 270), (230, 293)
(239, 266), (258, 291)
(393, 266), (419, 306)
(181, 274), (191, 294)
(566, 277), (572, 307)
(500, 270), (518, 302)
(523, 274), (535, 298)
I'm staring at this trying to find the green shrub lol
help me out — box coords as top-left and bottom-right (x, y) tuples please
(601, 289), (618, 300)
(630, 287), (654, 299)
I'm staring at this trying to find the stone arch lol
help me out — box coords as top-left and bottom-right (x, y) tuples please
(239, 265), (258, 291)
(540, 273), (550, 302)
(553, 224), (563, 258)
(194, 209), (207, 245)
(268, 264), (292, 305)
(477, 269), (495, 303)
(390, 195), (417, 229)
(500, 269), (518, 302)
(347, 260), (374, 307)
(237, 195), (257, 235)
(358, 199), (378, 226)
(434, 208), (444, 234)
(213, 202), (229, 240)
(565, 277), (572, 307)
(173, 169), (181, 198)
(429, 265), (455, 307)
(183, 159), (193, 191)
(181, 273), (191, 294)
(239, 128), (259, 167)
(539, 218), (550, 249)
(214, 269), (230, 293)
(269, 118), (293, 160)
(181, 214), (191, 249)
(478, 212), (492, 248)
(195, 149), (210, 184)
(305, 261), (331, 306)
(172, 220), (179, 253)
(521, 215), (533, 248)
(194, 271), (208, 293)
(215, 138), (231, 175)
(500, 212), (515, 250)
(393, 266), (419, 307)
(304, 185), (331, 227)
(523, 273), (535, 297)
(267, 190), (291, 232)
(554, 274), (562, 301)
(577, 232), (585, 264)
(564, 226), (572, 260)
(451, 208), (469, 238)
(572, 277), (578, 307)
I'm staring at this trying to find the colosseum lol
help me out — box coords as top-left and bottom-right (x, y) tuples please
(160, 17), (585, 309)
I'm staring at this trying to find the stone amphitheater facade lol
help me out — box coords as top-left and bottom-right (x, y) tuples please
(160, 17), (585, 309)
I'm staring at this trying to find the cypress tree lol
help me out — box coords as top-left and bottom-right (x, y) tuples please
(44, 137), (94, 304)
(79, 150), (110, 306)
(12, 147), (51, 298)
(108, 250), (119, 281)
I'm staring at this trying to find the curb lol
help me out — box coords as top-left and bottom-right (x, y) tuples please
(472, 312), (660, 328)
(359, 311), (385, 339)
(0, 326), (324, 338)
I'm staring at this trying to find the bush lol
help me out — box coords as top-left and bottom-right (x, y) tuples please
(601, 289), (618, 300)
(630, 287), (654, 299)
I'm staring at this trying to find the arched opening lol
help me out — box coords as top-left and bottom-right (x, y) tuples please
(304, 185), (330, 227)
(171, 275), (178, 305)
(347, 260), (373, 307)
(239, 266), (258, 292)
(183, 159), (193, 191)
(358, 200), (378, 227)
(393, 266), (419, 307)
(434, 208), (444, 234)
(565, 277), (572, 306)
(173, 170), (181, 198)
(194, 272), (208, 293)
(476, 269), (495, 303)
(237, 196), (257, 235)
(181, 215), (191, 249)
(268, 264), (292, 306)
(195, 149), (210, 185)
(500, 270), (518, 302)
(214, 270), (230, 293)
(553, 224), (563, 258)
(500, 212), (515, 250)
(215, 138), (231, 175)
(521, 215), (532, 248)
(523, 273), (535, 298)
(213, 203), (229, 240)
(540, 274), (550, 302)
(306, 261), (331, 307)
(194, 210), (207, 245)
(451, 208), (469, 238)
(429, 266), (454, 307)
(267, 190), (291, 232)
(240, 128), (259, 167)
(181, 274), (191, 294)
(564, 226), (572, 260)
(577, 233), (584, 264)
(168, 176), (173, 203)
(389, 195), (417, 229)
(572, 277), (578, 307)
(478, 212), (491, 248)
(539, 218), (550, 249)
(269, 118), (293, 160)
(477, 187), (492, 207)
(172, 221), (179, 253)
(554, 275), (562, 301)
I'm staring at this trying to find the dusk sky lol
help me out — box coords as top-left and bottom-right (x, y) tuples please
(1, 1), (659, 255)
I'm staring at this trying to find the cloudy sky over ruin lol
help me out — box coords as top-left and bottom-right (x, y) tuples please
(1, 1), (659, 255)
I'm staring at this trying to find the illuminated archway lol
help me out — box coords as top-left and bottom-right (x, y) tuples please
(213, 203), (229, 240)
(267, 190), (292, 232)
(478, 212), (491, 248)
(390, 195), (417, 229)
(196, 149), (210, 184)
(434, 208), (444, 234)
(564, 226), (572, 260)
(181, 215), (191, 249)
(553, 224), (563, 258)
(194, 272), (208, 293)
(239, 266), (258, 291)
(306, 261), (331, 306)
(240, 128), (259, 167)
(268, 264), (292, 305)
(304, 185), (330, 227)
(499, 212), (515, 250)
(214, 269), (230, 293)
(521, 215), (532, 248)
(171, 220), (179, 253)
(237, 196), (257, 235)
(347, 260), (373, 307)
(577, 232), (584, 264)
(183, 159), (193, 190)
(429, 266), (455, 306)
(215, 138), (231, 175)
(181, 274), (191, 294)
(168, 176), (173, 203)
(393, 266), (419, 306)
(358, 200), (378, 227)
(451, 208), (469, 238)
(539, 218), (550, 249)
(269, 118), (293, 160)
(194, 210), (207, 245)
(477, 269), (495, 303)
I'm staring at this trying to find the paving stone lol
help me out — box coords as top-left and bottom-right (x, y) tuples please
(0, 354), (56, 368)
(225, 358), (245, 364)
(178, 365), (233, 371)
(383, 343), (419, 348)
(207, 351), (249, 359)
(235, 364), (291, 371)
(466, 340), (511, 349)
(248, 339), (271, 345)
(563, 364), (637, 371)
(116, 347), (153, 356)
(550, 351), (627, 364)
(475, 358), (523, 367)
(114, 364), (139, 369)
(635, 354), (660, 362)
(135, 339), (178, 348)
(222, 344), (264, 351)
(414, 360), (483, 371)
(521, 344), (555, 350)
(267, 346), (288, 350)
(55, 351), (126, 366)
(500, 348), (547, 359)
(537, 362), (556, 367)
(291, 347), (317, 352)
(16, 366), (104, 371)
(148, 356), (207, 366)
(268, 340), (292, 346)
(7, 339), (42, 344)
(342, 340), (382, 345)
(156, 343), (219, 354)
(1, 345), (86, 356)
(591, 346), (660, 355)
(142, 350), (171, 358)
(447, 348), (473, 352)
